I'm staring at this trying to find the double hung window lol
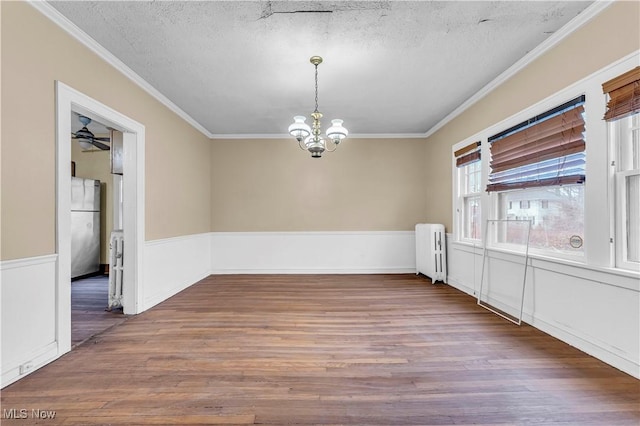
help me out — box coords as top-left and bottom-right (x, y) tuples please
(487, 96), (586, 255)
(455, 141), (481, 240)
(603, 66), (640, 271)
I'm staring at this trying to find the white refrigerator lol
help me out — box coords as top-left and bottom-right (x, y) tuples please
(71, 177), (101, 279)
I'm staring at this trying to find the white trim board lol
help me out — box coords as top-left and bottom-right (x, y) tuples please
(0, 254), (58, 270)
(1, 255), (58, 388)
(56, 83), (146, 344)
(210, 231), (416, 274)
(143, 233), (211, 311)
(210, 133), (428, 140)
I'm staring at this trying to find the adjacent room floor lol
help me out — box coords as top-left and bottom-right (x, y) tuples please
(3, 274), (639, 425)
(71, 274), (126, 347)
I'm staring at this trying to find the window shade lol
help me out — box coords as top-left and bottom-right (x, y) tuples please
(454, 141), (481, 167)
(487, 96), (585, 192)
(602, 66), (640, 122)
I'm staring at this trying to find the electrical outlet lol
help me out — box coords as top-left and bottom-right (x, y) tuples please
(19, 362), (34, 375)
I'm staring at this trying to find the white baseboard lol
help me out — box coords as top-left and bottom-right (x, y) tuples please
(143, 233), (211, 310)
(527, 311), (639, 379)
(1, 255), (60, 388)
(446, 276), (476, 297)
(446, 241), (640, 379)
(1, 342), (58, 388)
(210, 231), (416, 274)
(478, 290), (639, 379)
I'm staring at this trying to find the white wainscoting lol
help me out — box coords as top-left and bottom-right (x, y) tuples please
(1, 255), (60, 387)
(446, 236), (640, 378)
(210, 231), (416, 274)
(143, 233), (212, 310)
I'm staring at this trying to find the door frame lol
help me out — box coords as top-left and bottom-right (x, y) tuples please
(55, 81), (145, 354)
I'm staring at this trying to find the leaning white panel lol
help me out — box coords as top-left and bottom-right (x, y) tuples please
(478, 219), (531, 325)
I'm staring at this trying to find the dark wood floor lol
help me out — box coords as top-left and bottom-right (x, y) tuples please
(71, 275), (126, 347)
(2, 274), (638, 425)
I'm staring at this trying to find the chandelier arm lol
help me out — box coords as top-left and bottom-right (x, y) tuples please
(298, 139), (308, 151)
(324, 142), (339, 153)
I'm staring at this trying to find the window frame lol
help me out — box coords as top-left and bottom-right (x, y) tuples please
(485, 95), (587, 261)
(611, 113), (640, 272)
(453, 139), (483, 243)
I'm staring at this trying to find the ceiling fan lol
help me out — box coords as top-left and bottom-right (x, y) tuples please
(72, 115), (110, 150)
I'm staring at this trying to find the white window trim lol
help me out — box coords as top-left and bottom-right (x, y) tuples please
(452, 137), (485, 244)
(615, 169), (640, 271)
(610, 113), (640, 272)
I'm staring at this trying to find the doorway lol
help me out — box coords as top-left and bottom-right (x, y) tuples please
(56, 81), (145, 356)
(69, 112), (125, 345)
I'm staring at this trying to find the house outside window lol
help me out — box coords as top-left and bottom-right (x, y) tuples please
(498, 187), (584, 254)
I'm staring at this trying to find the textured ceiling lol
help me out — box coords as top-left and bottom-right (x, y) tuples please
(49, 1), (593, 137)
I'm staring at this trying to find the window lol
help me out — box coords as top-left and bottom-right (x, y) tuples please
(615, 113), (639, 267)
(604, 66), (639, 271)
(454, 141), (481, 240)
(487, 96), (586, 256)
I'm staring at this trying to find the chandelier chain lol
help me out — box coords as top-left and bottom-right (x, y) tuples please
(314, 64), (319, 113)
(288, 55), (348, 158)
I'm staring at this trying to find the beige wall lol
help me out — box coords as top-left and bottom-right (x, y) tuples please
(4, 1), (636, 259)
(423, 1), (640, 232)
(211, 138), (428, 231)
(1, 1), (211, 260)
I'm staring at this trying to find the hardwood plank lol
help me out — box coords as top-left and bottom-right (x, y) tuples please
(71, 275), (127, 347)
(2, 274), (638, 425)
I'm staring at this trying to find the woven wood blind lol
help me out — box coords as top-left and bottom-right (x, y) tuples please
(487, 97), (585, 192)
(602, 66), (640, 122)
(454, 141), (481, 167)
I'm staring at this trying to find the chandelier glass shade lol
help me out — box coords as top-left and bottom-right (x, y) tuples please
(289, 56), (348, 158)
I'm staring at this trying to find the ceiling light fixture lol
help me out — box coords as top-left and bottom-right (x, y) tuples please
(288, 56), (348, 158)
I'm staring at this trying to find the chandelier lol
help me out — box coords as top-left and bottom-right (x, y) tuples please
(288, 56), (348, 158)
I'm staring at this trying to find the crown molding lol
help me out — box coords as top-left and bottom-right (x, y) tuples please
(210, 132), (428, 140)
(210, 133), (292, 140)
(29, 0), (214, 139)
(349, 133), (427, 139)
(423, 0), (615, 139)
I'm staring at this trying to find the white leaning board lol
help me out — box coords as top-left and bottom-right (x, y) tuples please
(415, 224), (447, 283)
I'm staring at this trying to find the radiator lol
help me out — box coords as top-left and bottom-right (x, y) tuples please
(108, 230), (124, 310)
(415, 223), (447, 283)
